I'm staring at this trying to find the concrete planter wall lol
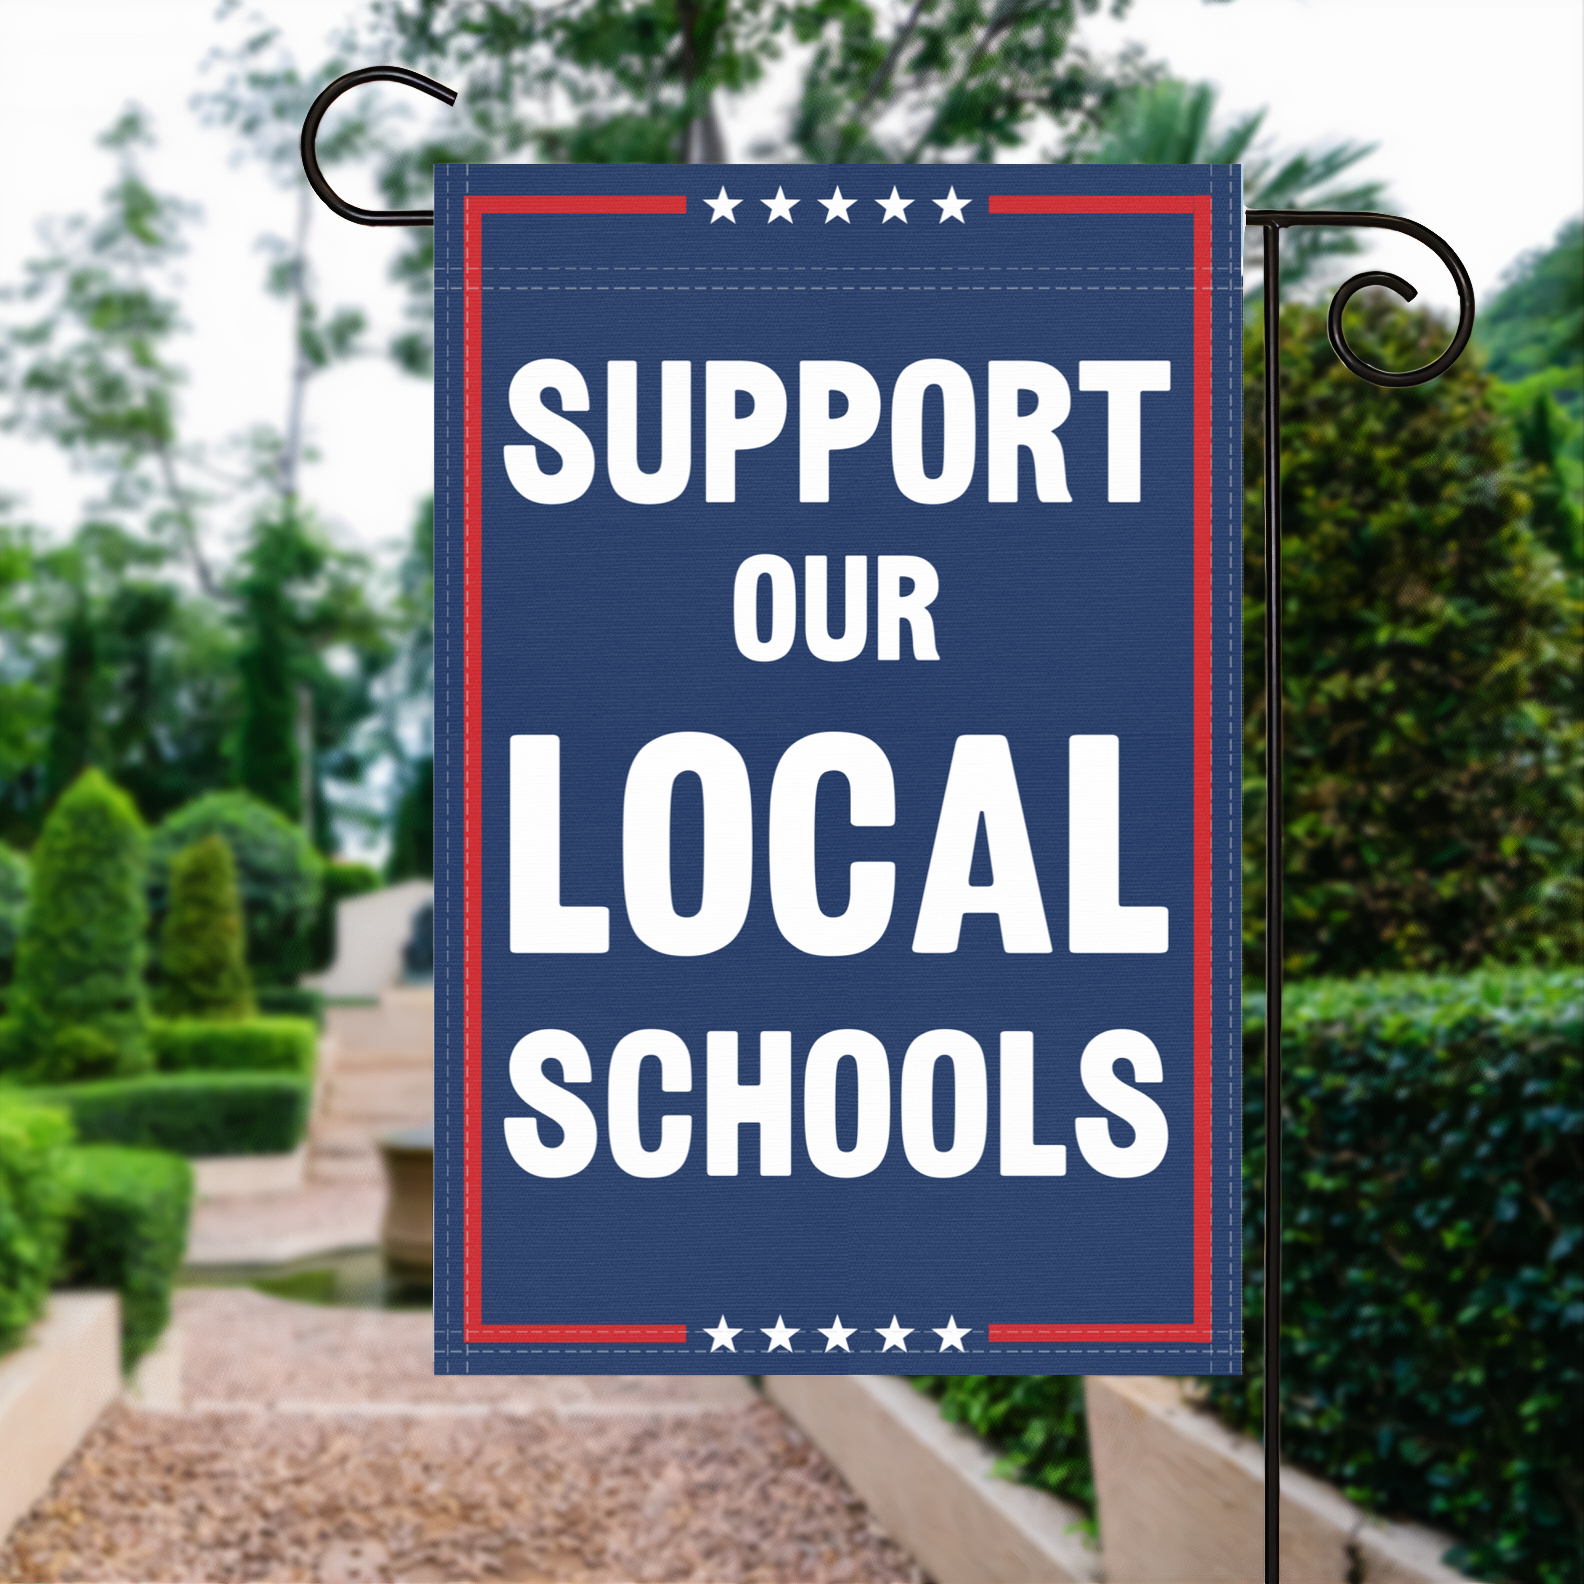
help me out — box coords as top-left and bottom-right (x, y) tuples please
(0, 1293), (120, 1540)
(1085, 1376), (1467, 1584)
(766, 1375), (1098, 1584)
(191, 1144), (307, 1198)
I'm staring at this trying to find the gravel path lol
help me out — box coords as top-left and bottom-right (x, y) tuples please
(0, 1292), (920, 1583)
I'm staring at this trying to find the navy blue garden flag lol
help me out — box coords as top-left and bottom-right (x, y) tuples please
(433, 163), (1244, 1376)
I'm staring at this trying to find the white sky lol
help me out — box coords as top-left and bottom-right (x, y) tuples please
(1, 0), (1580, 560)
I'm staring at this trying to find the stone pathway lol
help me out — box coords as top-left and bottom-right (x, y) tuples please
(0, 1290), (920, 1582)
(4, 994), (921, 1581)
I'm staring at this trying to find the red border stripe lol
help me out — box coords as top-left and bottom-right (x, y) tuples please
(462, 190), (1217, 1349)
(462, 194), (688, 1348)
(987, 192), (1215, 1345)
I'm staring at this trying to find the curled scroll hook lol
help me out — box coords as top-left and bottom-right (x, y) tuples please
(1245, 209), (1476, 387)
(300, 66), (458, 228)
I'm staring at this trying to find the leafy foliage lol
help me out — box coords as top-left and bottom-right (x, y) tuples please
(1480, 218), (1584, 399)
(0, 111), (213, 592)
(0, 1094), (73, 1354)
(152, 1015), (317, 1076)
(785, 0), (1130, 166)
(253, 986), (326, 1028)
(232, 507), (393, 845)
(0, 518), (241, 847)
(389, 757), (433, 880)
(366, 0), (1155, 371)
(56, 1143), (191, 1367)
(156, 836), (254, 1020)
(1478, 219), (1583, 574)
(1211, 971), (1583, 1584)
(1063, 78), (1384, 288)
(148, 791), (323, 987)
(0, 842), (28, 988)
(31, 1071), (313, 1157)
(5, 769), (151, 1080)
(912, 1373), (1096, 1529)
(1243, 299), (1582, 979)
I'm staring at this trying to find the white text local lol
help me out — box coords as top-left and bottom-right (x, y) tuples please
(504, 357), (1171, 505)
(512, 732), (1168, 957)
(506, 1025), (1169, 1180)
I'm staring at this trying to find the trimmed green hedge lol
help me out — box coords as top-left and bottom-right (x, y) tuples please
(254, 986), (325, 1029)
(1212, 970), (1582, 1584)
(26, 1072), (312, 1157)
(0, 1094), (73, 1353)
(57, 1144), (191, 1367)
(151, 1015), (316, 1076)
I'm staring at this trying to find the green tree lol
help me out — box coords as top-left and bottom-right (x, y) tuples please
(232, 506), (392, 845)
(389, 756), (434, 880)
(3, 769), (152, 1081)
(1478, 218), (1583, 572)
(365, 0), (1153, 371)
(0, 518), (56, 844)
(148, 791), (324, 987)
(156, 834), (254, 1019)
(1064, 77), (1386, 288)
(43, 588), (97, 803)
(195, 25), (374, 502)
(1244, 299), (1582, 978)
(0, 515), (239, 845)
(0, 118), (243, 844)
(0, 111), (213, 592)
(234, 511), (319, 822)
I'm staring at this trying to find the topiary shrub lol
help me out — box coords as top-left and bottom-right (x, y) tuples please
(4, 769), (151, 1080)
(1242, 302), (1582, 980)
(1213, 969), (1582, 1584)
(151, 1015), (316, 1075)
(29, 1071), (312, 1156)
(149, 791), (323, 987)
(57, 1144), (191, 1367)
(156, 834), (254, 1019)
(0, 1093), (73, 1353)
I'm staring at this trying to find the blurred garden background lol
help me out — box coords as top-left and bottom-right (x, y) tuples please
(0, 1), (1579, 1581)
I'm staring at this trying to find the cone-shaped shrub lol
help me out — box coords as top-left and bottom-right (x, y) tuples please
(157, 835), (254, 1020)
(5, 769), (151, 1081)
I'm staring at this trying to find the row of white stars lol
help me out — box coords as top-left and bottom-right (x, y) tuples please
(704, 1313), (971, 1353)
(707, 185), (970, 225)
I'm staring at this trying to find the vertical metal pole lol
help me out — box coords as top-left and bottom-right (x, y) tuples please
(1261, 221), (1284, 1584)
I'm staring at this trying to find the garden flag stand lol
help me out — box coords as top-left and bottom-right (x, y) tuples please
(303, 67), (1476, 1584)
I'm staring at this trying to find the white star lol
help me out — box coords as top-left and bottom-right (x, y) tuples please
(818, 1315), (857, 1352)
(933, 1316), (971, 1351)
(704, 186), (742, 224)
(762, 186), (799, 224)
(705, 1314), (741, 1351)
(819, 186), (856, 224)
(762, 1315), (800, 1352)
(933, 186), (971, 223)
(875, 186), (913, 224)
(876, 1315), (914, 1352)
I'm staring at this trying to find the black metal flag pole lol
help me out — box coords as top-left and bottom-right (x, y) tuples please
(1242, 207), (1474, 1584)
(300, 72), (1478, 1584)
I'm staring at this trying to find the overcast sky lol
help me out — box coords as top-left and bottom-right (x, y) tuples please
(2, 0), (1580, 561)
